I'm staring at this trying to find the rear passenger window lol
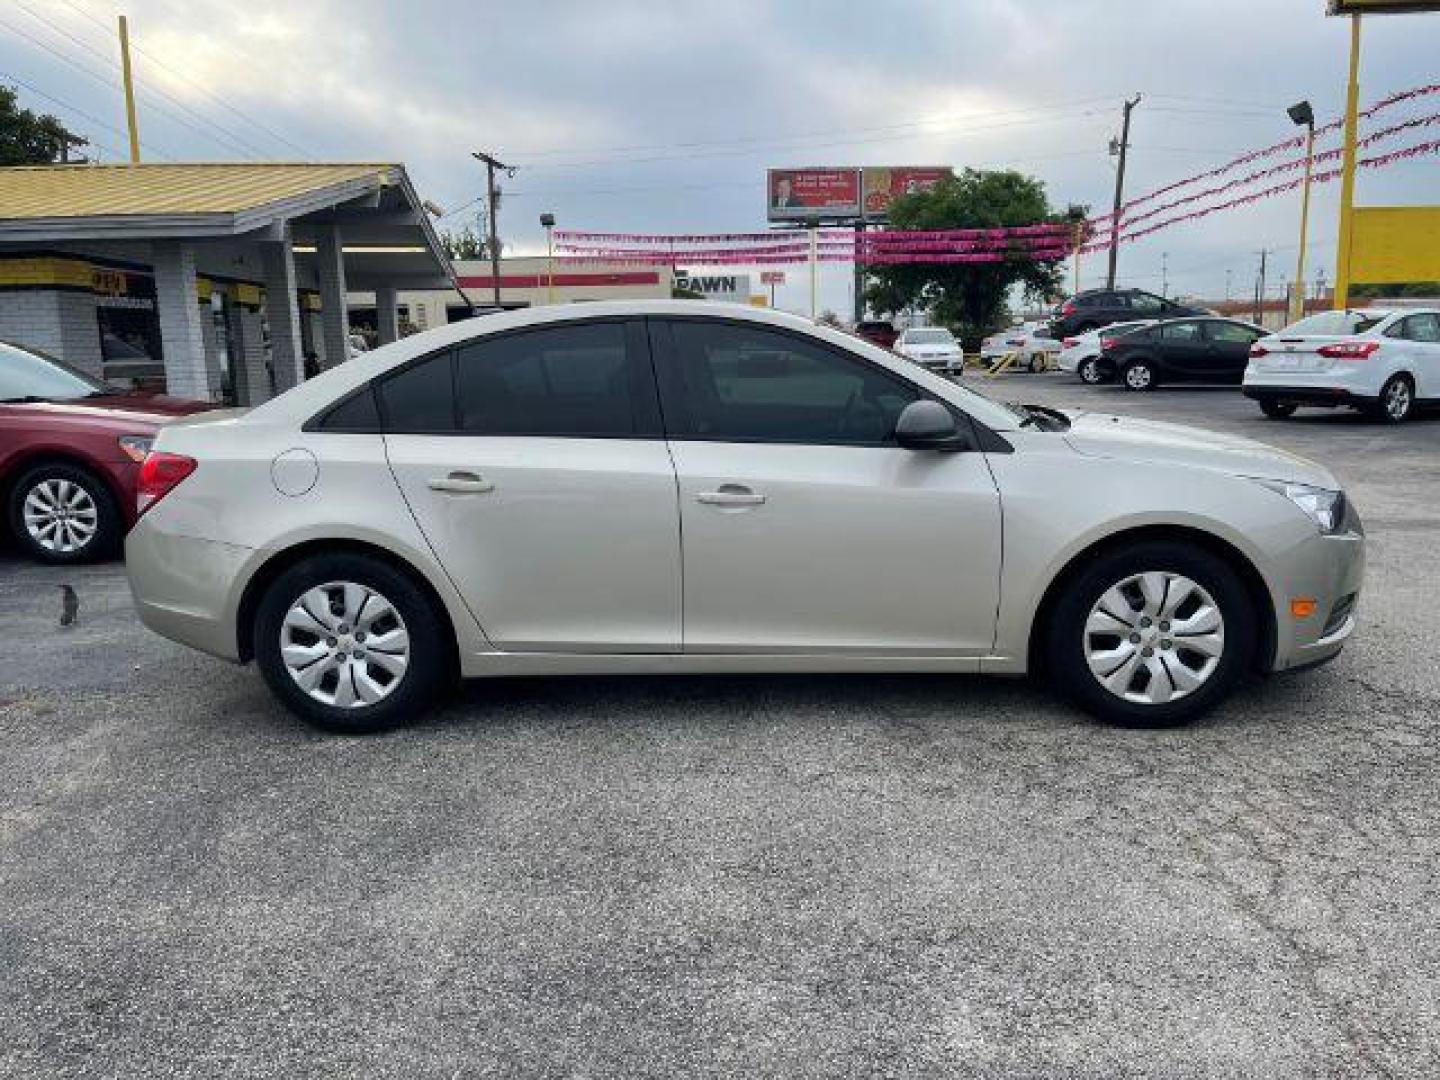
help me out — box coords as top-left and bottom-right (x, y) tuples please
(377, 352), (455, 432)
(1160, 321), (1202, 341)
(456, 322), (636, 436)
(318, 386), (380, 431)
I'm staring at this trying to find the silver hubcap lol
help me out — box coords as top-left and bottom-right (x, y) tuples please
(23, 479), (98, 553)
(1385, 380), (1410, 419)
(1084, 571), (1225, 706)
(1126, 364), (1151, 389)
(280, 581), (410, 709)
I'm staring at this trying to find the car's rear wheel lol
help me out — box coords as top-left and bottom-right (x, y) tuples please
(7, 462), (121, 564)
(1045, 541), (1257, 727)
(1259, 399), (1298, 419)
(1374, 374), (1414, 424)
(254, 553), (448, 734)
(1122, 358), (1158, 391)
(1027, 352), (1046, 373)
(1078, 357), (1104, 384)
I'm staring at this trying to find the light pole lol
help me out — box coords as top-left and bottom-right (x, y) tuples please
(540, 212), (556, 305)
(1287, 100), (1316, 325)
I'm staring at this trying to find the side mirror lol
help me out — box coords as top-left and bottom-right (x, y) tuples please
(895, 400), (967, 451)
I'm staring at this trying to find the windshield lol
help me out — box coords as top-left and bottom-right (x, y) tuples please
(0, 340), (110, 402)
(905, 330), (954, 345)
(1281, 310), (1387, 336)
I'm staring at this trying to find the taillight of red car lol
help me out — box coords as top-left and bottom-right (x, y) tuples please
(136, 452), (197, 517)
(1316, 340), (1381, 360)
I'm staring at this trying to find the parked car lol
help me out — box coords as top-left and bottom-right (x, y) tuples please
(1102, 317), (1268, 390)
(854, 320), (899, 349)
(980, 320), (1058, 371)
(894, 327), (963, 372)
(1048, 288), (1208, 339)
(1243, 308), (1436, 423)
(127, 301), (1363, 735)
(1, 339), (211, 563)
(1058, 320), (1156, 384)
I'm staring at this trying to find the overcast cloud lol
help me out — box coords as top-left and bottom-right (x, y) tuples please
(3, 0), (1437, 314)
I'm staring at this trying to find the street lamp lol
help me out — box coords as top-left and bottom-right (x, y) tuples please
(540, 212), (556, 305)
(1287, 100), (1316, 324)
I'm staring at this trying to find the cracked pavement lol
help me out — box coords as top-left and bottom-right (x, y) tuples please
(1, 376), (1437, 1078)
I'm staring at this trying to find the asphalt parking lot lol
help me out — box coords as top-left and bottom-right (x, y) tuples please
(2, 375), (1438, 1078)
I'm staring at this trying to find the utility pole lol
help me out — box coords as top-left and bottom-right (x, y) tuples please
(472, 152), (514, 309)
(1254, 248), (1269, 326)
(117, 15), (141, 163)
(1160, 252), (1169, 299)
(1105, 94), (1141, 290)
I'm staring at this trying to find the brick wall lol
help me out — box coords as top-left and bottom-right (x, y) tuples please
(0, 289), (102, 375)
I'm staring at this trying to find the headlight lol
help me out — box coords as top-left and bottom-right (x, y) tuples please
(1257, 479), (1347, 534)
(118, 435), (153, 463)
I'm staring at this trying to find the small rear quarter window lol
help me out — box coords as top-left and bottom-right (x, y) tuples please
(317, 386), (381, 431)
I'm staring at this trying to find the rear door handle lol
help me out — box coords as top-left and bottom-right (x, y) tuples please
(696, 484), (766, 507)
(428, 471), (494, 494)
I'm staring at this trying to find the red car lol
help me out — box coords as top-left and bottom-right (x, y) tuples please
(854, 320), (899, 350)
(1, 339), (212, 563)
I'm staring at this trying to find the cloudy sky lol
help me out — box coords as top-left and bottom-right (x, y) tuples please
(3, 0), (1437, 314)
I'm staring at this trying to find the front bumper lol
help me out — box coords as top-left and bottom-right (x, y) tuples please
(1269, 523), (1366, 673)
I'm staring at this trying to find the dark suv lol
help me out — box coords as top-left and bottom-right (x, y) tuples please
(1048, 288), (1207, 338)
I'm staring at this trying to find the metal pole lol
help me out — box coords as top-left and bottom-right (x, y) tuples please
(473, 152), (513, 309)
(1333, 15), (1362, 310)
(117, 15), (141, 163)
(545, 221), (555, 304)
(852, 221), (865, 324)
(1255, 249), (1268, 326)
(1292, 121), (1316, 324)
(808, 224), (818, 321)
(1106, 94), (1140, 290)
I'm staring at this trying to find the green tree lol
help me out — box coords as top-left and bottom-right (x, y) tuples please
(863, 169), (1088, 345)
(439, 225), (496, 261)
(0, 86), (85, 165)
(1350, 281), (1440, 300)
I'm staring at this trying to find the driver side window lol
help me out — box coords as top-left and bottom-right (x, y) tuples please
(658, 321), (919, 445)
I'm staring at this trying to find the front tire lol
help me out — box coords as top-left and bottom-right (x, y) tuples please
(1121, 358), (1158, 391)
(1259, 399), (1298, 419)
(1044, 541), (1257, 727)
(254, 553), (448, 734)
(7, 462), (121, 564)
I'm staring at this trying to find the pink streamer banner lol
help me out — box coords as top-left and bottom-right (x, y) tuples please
(554, 229), (851, 244)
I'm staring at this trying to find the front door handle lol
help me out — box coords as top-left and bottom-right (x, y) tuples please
(428, 471), (494, 494)
(696, 484), (766, 507)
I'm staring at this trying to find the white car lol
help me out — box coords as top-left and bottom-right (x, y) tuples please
(980, 321), (1058, 372)
(126, 301), (1363, 735)
(894, 327), (963, 372)
(1058, 321), (1156, 384)
(1244, 308), (1438, 423)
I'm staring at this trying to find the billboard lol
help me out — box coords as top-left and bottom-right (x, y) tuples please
(767, 168), (861, 221)
(675, 269), (753, 302)
(862, 167), (953, 219)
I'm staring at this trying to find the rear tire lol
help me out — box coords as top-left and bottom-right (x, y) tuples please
(1373, 374), (1414, 424)
(1078, 357), (1103, 385)
(1044, 540), (1257, 727)
(1121, 358), (1158, 391)
(7, 462), (121, 564)
(254, 552), (448, 734)
(1259, 399), (1298, 420)
(1028, 352), (1046, 373)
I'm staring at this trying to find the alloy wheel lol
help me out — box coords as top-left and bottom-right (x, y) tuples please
(280, 581), (411, 708)
(23, 479), (99, 554)
(1079, 358), (1101, 384)
(1083, 571), (1225, 705)
(1124, 363), (1153, 390)
(1384, 378), (1412, 421)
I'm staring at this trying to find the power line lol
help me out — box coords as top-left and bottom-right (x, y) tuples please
(0, 67), (167, 161)
(5, 3), (265, 159)
(57, 0), (315, 160)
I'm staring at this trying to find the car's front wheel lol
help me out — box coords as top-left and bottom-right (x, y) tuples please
(1078, 357), (1104, 385)
(1045, 541), (1257, 727)
(254, 552), (449, 734)
(7, 462), (121, 564)
(1121, 358), (1158, 391)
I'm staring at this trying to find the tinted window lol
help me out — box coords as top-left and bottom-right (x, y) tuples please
(455, 322), (636, 436)
(1160, 321), (1202, 342)
(662, 321), (919, 444)
(1130, 293), (1166, 315)
(319, 386), (381, 430)
(1399, 313), (1440, 343)
(378, 351), (455, 431)
(1284, 310), (1387, 336)
(1206, 321), (1261, 344)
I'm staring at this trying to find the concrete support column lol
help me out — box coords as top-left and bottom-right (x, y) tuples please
(315, 222), (349, 366)
(152, 241), (216, 401)
(262, 235), (306, 391)
(375, 286), (400, 345)
(235, 305), (271, 407)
